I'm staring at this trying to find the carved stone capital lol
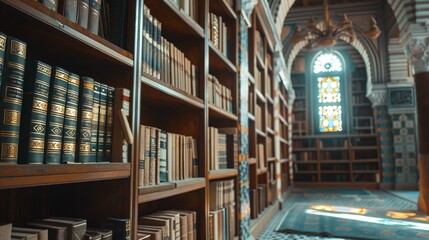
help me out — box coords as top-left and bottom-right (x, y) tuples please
(367, 84), (387, 107)
(406, 36), (429, 74)
(240, 0), (258, 22)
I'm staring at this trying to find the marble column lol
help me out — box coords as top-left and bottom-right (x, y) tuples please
(367, 86), (396, 188)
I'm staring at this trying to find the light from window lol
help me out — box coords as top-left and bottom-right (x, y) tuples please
(313, 53), (342, 74)
(319, 105), (343, 132)
(318, 76), (341, 103)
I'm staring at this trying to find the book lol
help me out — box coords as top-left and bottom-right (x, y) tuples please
(88, 0), (102, 34)
(0, 37), (27, 164)
(42, 217), (86, 240)
(90, 81), (101, 162)
(112, 88), (130, 163)
(149, 127), (157, 185)
(41, 0), (58, 11)
(138, 125), (146, 187)
(138, 217), (169, 240)
(27, 222), (67, 240)
(77, 77), (94, 162)
(86, 228), (112, 240)
(62, 73), (80, 163)
(143, 125), (151, 186)
(0, 223), (12, 240)
(12, 227), (48, 240)
(108, 0), (128, 48)
(10, 232), (37, 240)
(84, 232), (101, 240)
(78, 0), (90, 28)
(104, 86), (115, 162)
(159, 130), (167, 182)
(63, 0), (79, 23)
(0, 32), (6, 92)
(100, 218), (130, 240)
(19, 60), (52, 164)
(45, 67), (69, 164)
(97, 84), (108, 162)
(136, 226), (161, 240)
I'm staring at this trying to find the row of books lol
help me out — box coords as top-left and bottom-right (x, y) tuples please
(208, 127), (237, 171)
(142, 6), (198, 97)
(255, 104), (263, 130)
(0, 217), (130, 240)
(208, 179), (235, 240)
(38, 0), (102, 35)
(208, 74), (233, 114)
(249, 184), (268, 219)
(169, 0), (199, 22)
(138, 125), (198, 187)
(208, 12), (229, 57)
(138, 209), (197, 240)
(224, 0), (234, 7)
(0, 32), (128, 164)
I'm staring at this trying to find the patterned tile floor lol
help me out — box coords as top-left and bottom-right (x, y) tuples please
(256, 190), (418, 240)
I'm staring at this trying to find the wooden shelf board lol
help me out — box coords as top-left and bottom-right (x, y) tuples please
(0, 0), (133, 67)
(256, 53), (265, 69)
(248, 113), (256, 121)
(138, 178), (205, 203)
(266, 128), (274, 135)
(353, 170), (379, 173)
(209, 169), (238, 180)
(280, 138), (289, 145)
(294, 171), (318, 174)
(141, 74), (204, 109)
(266, 95), (274, 104)
(319, 147), (349, 151)
(293, 182), (379, 189)
(209, 104), (238, 122)
(279, 115), (287, 125)
(293, 161), (318, 164)
(320, 160), (350, 163)
(248, 73), (255, 84)
(351, 146), (378, 150)
(147, 0), (205, 39)
(352, 159), (380, 163)
(268, 157), (275, 163)
(293, 148), (317, 151)
(256, 129), (266, 138)
(209, 42), (237, 73)
(210, 0), (237, 21)
(249, 158), (257, 165)
(255, 89), (266, 103)
(257, 168), (268, 175)
(0, 163), (131, 189)
(320, 171), (350, 174)
(348, 133), (378, 137)
(281, 159), (291, 164)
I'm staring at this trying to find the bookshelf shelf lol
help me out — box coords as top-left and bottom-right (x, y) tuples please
(256, 89), (266, 103)
(279, 115), (287, 125)
(0, 163), (131, 189)
(256, 129), (267, 138)
(256, 53), (265, 69)
(295, 171), (318, 174)
(138, 178), (206, 204)
(248, 112), (256, 121)
(210, 0), (237, 20)
(320, 160), (350, 163)
(280, 138), (288, 144)
(352, 159), (379, 163)
(209, 42), (237, 73)
(257, 168), (268, 175)
(266, 95), (274, 104)
(248, 73), (255, 84)
(209, 104), (238, 122)
(141, 74), (205, 109)
(294, 160), (318, 164)
(351, 146), (379, 150)
(280, 159), (290, 164)
(249, 158), (257, 165)
(0, 0), (134, 67)
(267, 128), (274, 135)
(209, 169), (239, 180)
(267, 157), (275, 163)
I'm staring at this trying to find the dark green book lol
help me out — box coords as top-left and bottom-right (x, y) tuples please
(97, 84), (107, 162)
(0, 32), (7, 91)
(78, 0), (90, 28)
(77, 77), (94, 162)
(104, 86), (114, 162)
(19, 60), (52, 164)
(90, 81), (100, 162)
(100, 218), (130, 240)
(62, 73), (80, 163)
(45, 67), (69, 164)
(0, 37), (27, 164)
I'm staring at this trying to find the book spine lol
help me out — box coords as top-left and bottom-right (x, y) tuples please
(104, 86), (114, 162)
(149, 127), (156, 185)
(19, 60), (52, 164)
(78, 77), (94, 162)
(97, 84), (107, 162)
(90, 81), (101, 162)
(63, 0), (79, 23)
(143, 125), (150, 186)
(138, 125), (145, 187)
(61, 73), (80, 163)
(42, 0), (58, 11)
(45, 67), (69, 164)
(142, 7), (149, 75)
(0, 37), (26, 164)
(160, 130), (167, 182)
(78, 0), (90, 29)
(0, 32), (6, 92)
(88, 0), (102, 34)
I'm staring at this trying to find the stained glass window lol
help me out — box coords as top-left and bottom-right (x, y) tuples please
(319, 106), (343, 132)
(318, 76), (341, 103)
(313, 53), (342, 74)
(314, 52), (344, 133)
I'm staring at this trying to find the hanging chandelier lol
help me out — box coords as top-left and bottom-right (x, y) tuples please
(292, 0), (381, 49)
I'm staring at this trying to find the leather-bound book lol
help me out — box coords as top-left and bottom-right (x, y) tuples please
(88, 0), (102, 34)
(62, 73), (80, 163)
(19, 61), (52, 164)
(77, 77), (94, 162)
(45, 67), (69, 164)
(12, 227), (48, 240)
(104, 86), (114, 162)
(27, 222), (67, 240)
(78, 0), (90, 28)
(41, 0), (58, 11)
(97, 83), (107, 162)
(42, 217), (86, 240)
(90, 81), (100, 162)
(63, 0), (79, 23)
(0, 32), (6, 91)
(0, 37), (27, 164)
(0, 223), (12, 240)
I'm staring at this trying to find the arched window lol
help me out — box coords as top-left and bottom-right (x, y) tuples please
(313, 52), (344, 133)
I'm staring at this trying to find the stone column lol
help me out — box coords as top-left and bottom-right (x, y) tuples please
(367, 85), (396, 188)
(406, 36), (429, 213)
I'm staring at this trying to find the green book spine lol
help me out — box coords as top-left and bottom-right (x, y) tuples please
(78, 0), (90, 28)
(0, 37), (27, 164)
(0, 32), (7, 91)
(78, 77), (94, 162)
(19, 60), (52, 164)
(62, 73), (80, 163)
(45, 67), (69, 164)
(104, 86), (114, 162)
(90, 81), (100, 162)
(42, 0), (58, 11)
(97, 84), (107, 162)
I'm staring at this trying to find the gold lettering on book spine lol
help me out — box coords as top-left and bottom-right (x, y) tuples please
(29, 140), (44, 149)
(63, 143), (76, 151)
(66, 108), (78, 117)
(80, 143), (90, 152)
(48, 142), (62, 150)
(37, 64), (52, 76)
(33, 100), (48, 111)
(0, 36), (5, 51)
(55, 71), (68, 81)
(4, 109), (20, 126)
(82, 110), (92, 119)
(69, 77), (80, 86)
(51, 104), (65, 114)
(10, 40), (26, 57)
(1, 143), (17, 159)
(83, 82), (94, 90)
